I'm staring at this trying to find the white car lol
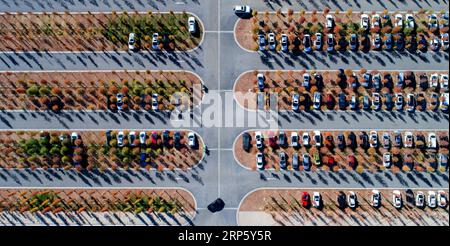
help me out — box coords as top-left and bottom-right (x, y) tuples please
(395, 93), (404, 111)
(303, 73), (311, 88)
(314, 131), (322, 147)
(442, 33), (449, 50)
(430, 73), (439, 88)
(152, 93), (159, 111)
(128, 33), (136, 51)
(428, 191), (437, 209)
(393, 190), (403, 209)
(369, 130), (378, 148)
(302, 132), (310, 146)
(268, 33), (276, 50)
(325, 14), (334, 29)
(117, 131), (125, 147)
(394, 14), (403, 27)
(152, 33), (159, 50)
(233, 5), (252, 15)
(256, 153), (264, 170)
(416, 191), (425, 208)
(371, 14), (380, 29)
(361, 14), (370, 30)
(348, 191), (357, 208)
(313, 192), (322, 208)
(313, 92), (321, 110)
(405, 14), (415, 29)
(371, 190), (381, 208)
(404, 132), (414, 148)
(139, 131), (146, 145)
(188, 132), (196, 147)
(128, 131), (137, 146)
(440, 74), (449, 90)
(383, 152), (391, 168)
(428, 133), (437, 149)
(116, 93), (124, 111)
(438, 190), (448, 208)
(188, 17), (197, 34)
(292, 93), (299, 111)
(255, 131), (263, 149)
(291, 132), (299, 148)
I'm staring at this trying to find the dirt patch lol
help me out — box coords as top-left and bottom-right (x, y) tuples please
(234, 69), (448, 111)
(0, 12), (202, 51)
(0, 70), (203, 111)
(238, 188), (449, 226)
(234, 130), (449, 172)
(0, 130), (204, 170)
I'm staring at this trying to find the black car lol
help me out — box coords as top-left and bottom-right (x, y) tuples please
(314, 73), (324, 90)
(338, 93), (347, 110)
(406, 35), (417, 52)
(278, 131), (287, 147)
(405, 189), (415, 208)
(384, 93), (394, 111)
(360, 132), (370, 150)
(242, 132), (251, 152)
(174, 132), (181, 148)
(105, 130), (112, 146)
(337, 134), (346, 150)
(337, 191), (347, 209)
(207, 198), (225, 213)
(419, 74), (428, 91)
(348, 132), (357, 150)
(383, 74), (394, 90)
(416, 93), (427, 111)
(162, 130), (171, 147)
(418, 34), (428, 52)
(416, 134), (426, 149)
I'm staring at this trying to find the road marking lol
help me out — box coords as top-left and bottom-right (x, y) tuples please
(205, 31), (234, 33)
(217, 0), (222, 199)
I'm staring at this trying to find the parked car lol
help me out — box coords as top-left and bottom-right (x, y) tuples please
(348, 155), (357, 169)
(152, 93), (159, 111)
(314, 33), (323, 50)
(128, 33), (137, 51)
(174, 131), (181, 148)
(350, 95), (358, 110)
(279, 152), (287, 169)
(394, 14), (403, 28)
(440, 74), (449, 90)
(162, 130), (170, 147)
(233, 5), (252, 16)
(361, 14), (370, 30)
(372, 73), (381, 91)
(441, 93), (449, 112)
(405, 14), (415, 29)
(313, 192), (322, 208)
(242, 132), (251, 152)
(430, 36), (441, 51)
(116, 93), (124, 110)
(302, 153), (311, 171)
(383, 152), (391, 168)
(292, 153), (299, 170)
(349, 33), (359, 51)
(313, 153), (321, 166)
(416, 191), (425, 208)
(303, 73), (311, 88)
(255, 131), (263, 150)
(117, 131), (125, 147)
(393, 190), (403, 209)
(303, 34), (312, 53)
(371, 190), (381, 208)
(395, 93), (404, 110)
(188, 17), (197, 34)
(363, 95), (371, 110)
(313, 131), (322, 147)
(326, 34), (335, 52)
(394, 131), (402, 147)
(348, 192), (357, 209)
(257, 73), (265, 91)
(337, 191), (347, 209)
(278, 131), (287, 147)
(428, 132), (437, 149)
(302, 132), (310, 147)
(291, 132), (299, 148)
(384, 33), (393, 51)
(370, 131), (378, 148)
(128, 131), (137, 146)
(268, 33), (276, 50)
(372, 93), (381, 111)
(313, 92), (321, 110)
(428, 191), (437, 209)
(428, 14), (439, 29)
(151, 33), (159, 50)
(337, 133), (346, 150)
(325, 14), (334, 29)
(439, 153), (448, 170)
(301, 192), (311, 208)
(371, 14), (381, 29)
(372, 34), (382, 50)
(292, 93), (299, 111)
(258, 34), (266, 51)
(441, 33), (449, 51)
(188, 132), (196, 148)
(281, 34), (289, 52)
(430, 93), (439, 111)
(430, 73), (439, 89)
(406, 93), (416, 112)
(438, 191), (448, 208)
(256, 153), (264, 170)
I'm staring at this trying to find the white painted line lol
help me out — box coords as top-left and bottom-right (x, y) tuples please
(0, 11), (205, 54)
(217, 0), (222, 199)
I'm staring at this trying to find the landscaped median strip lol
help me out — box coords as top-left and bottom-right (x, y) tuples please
(235, 9), (449, 52)
(0, 188), (197, 226)
(0, 70), (203, 111)
(234, 129), (449, 173)
(233, 69), (449, 111)
(237, 188), (449, 226)
(0, 11), (203, 51)
(0, 130), (204, 171)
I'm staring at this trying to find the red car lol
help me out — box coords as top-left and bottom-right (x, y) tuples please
(301, 192), (311, 208)
(268, 131), (277, 148)
(348, 155), (357, 169)
(151, 131), (158, 145)
(325, 94), (335, 110)
(328, 156), (336, 166)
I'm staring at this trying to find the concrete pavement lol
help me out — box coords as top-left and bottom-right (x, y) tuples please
(0, 0), (449, 226)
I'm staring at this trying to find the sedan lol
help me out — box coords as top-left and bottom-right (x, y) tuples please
(117, 131), (125, 147)
(438, 191), (448, 208)
(257, 73), (265, 91)
(292, 93), (299, 111)
(369, 131), (378, 148)
(258, 34), (266, 51)
(302, 132), (310, 146)
(188, 132), (196, 148)
(313, 92), (321, 110)
(406, 93), (416, 113)
(303, 34), (312, 53)
(188, 17), (197, 34)
(383, 152), (391, 168)
(281, 34), (289, 52)
(428, 191), (437, 209)
(301, 192), (311, 208)
(361, 14), (370, 30)
(404, 132), (414, 148)
(348, 192), (357, 209)
(440, 74), (449, 90)
(372, 34), (382, 50)
(372, 93), (381, 111)
(430, 37), (441, 51)
(152, 93), (159, 111)
(313, 192), (322, 208)
(291, 132), (299, 148)
(279, 152), (287, 170)
(393, 190), (403, 209)
(349, 33), (359, 51)
(325, 14), (334, 29)
(314, 33), (323, 50)
(128, 33), (136, 51)
(151, 33), (159, 50)
(139, 131), (146, 145)
(371, 190), (381, 208)
(416, 191), (425, 208)
(256, 153), (264, 170)
(382, 133), (390, 149)
(268, 33), (276, 50)
(326, 34), (335, 52)
(255, 131), (264, 149)
(302, 153), (311, 171)
(395, 93), (404, 111)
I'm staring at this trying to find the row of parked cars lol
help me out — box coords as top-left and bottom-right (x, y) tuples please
(288, 91), (449, 112)
(115, 93), (159, 111)
(244, 131), (448, 170)
(127, 17), (198, 51)
(108, 130), (197, 149)
(257, 11), (449, 53)
(257, 71), (449, 92)
(298, 190), (447, 210)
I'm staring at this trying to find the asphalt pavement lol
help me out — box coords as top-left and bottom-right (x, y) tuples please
(0, 0), (449, 226)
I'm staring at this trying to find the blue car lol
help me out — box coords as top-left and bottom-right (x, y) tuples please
(258, 34), (266, 51)
(327, 34), (335, 52)
(338, 93), (347, 110)
(395, 33), (405, 51)
(384, 34), (393, 51)
(303, 34), (312, 53)
(140, 153), (147, 167)
(363, 96), (371, 110)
